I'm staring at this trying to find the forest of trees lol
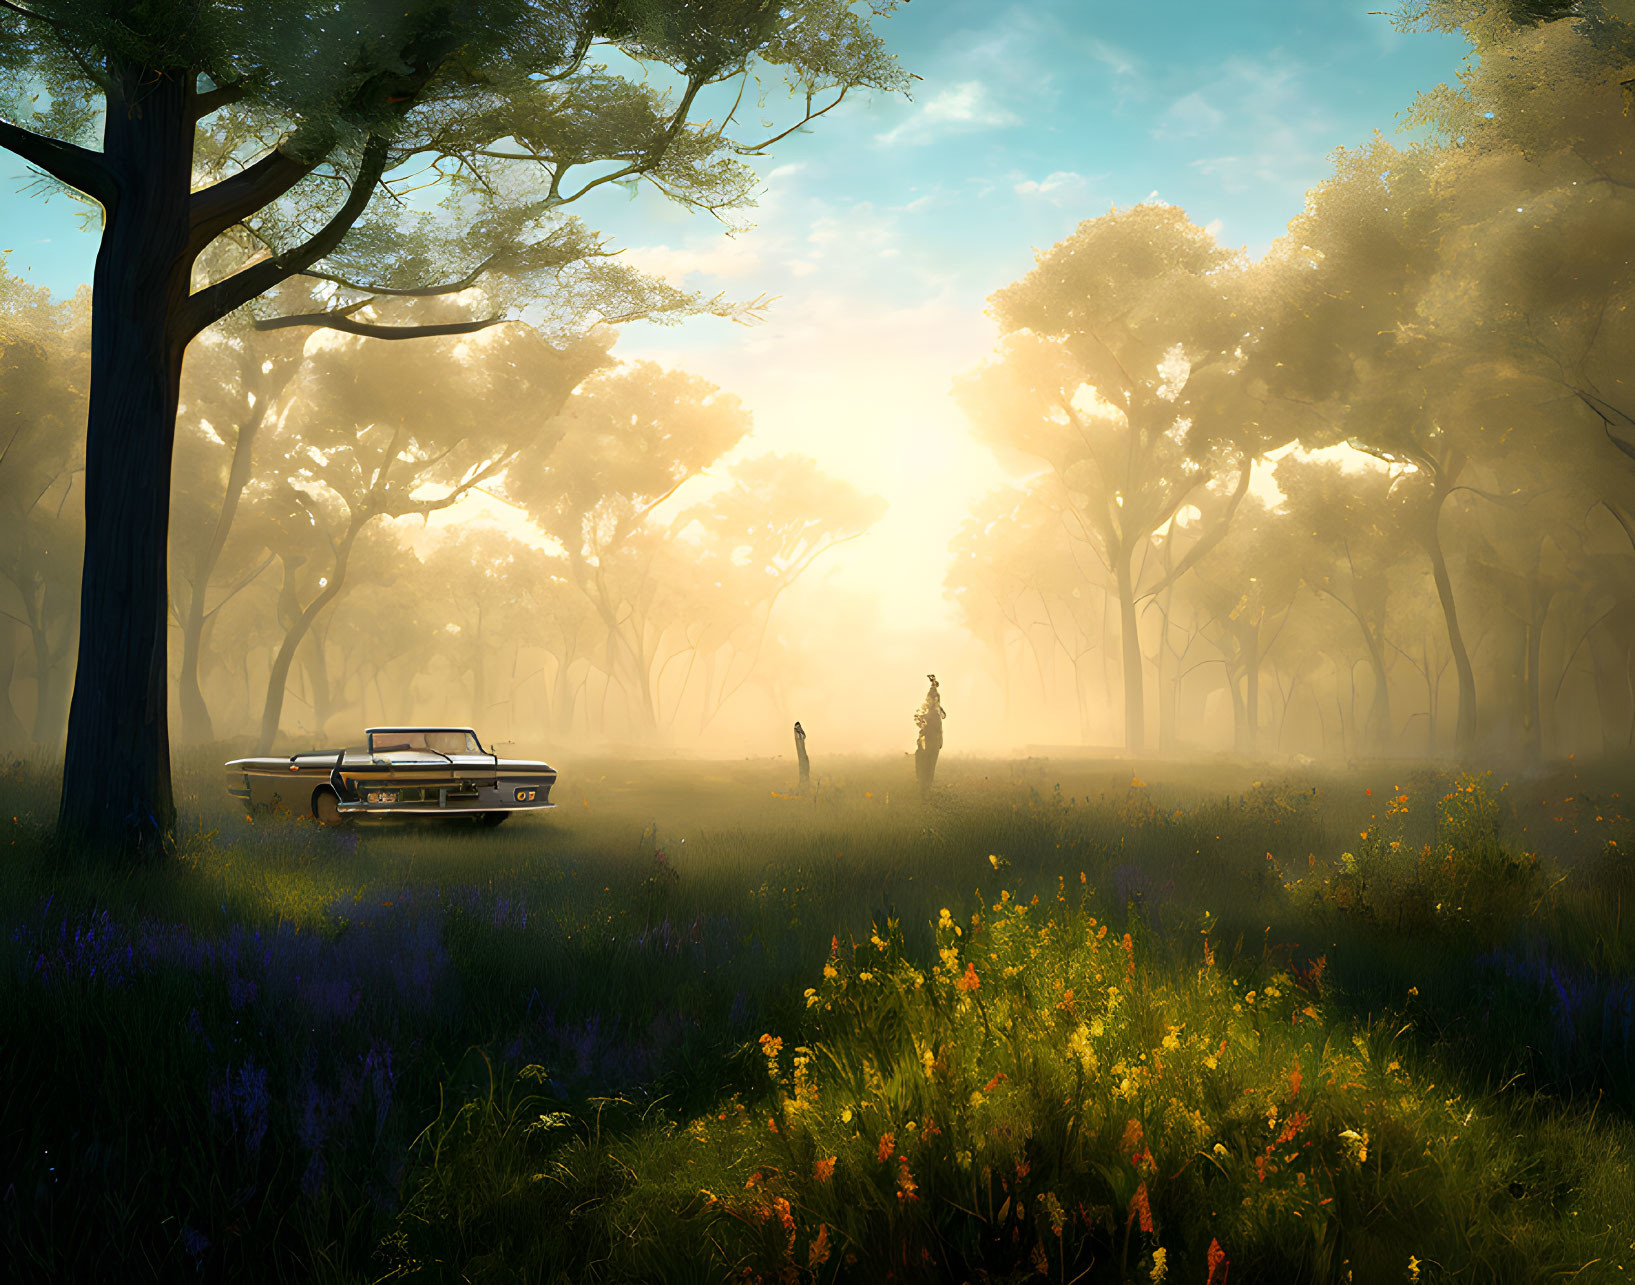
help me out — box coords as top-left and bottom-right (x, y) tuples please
(947, 8), (1635, 765)
(4, 4), (1635, 774)
(0, 273), (883, 752)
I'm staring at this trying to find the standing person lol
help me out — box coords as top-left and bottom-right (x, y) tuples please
(914, 674), (946, 801)
(794, 720), (810, 788)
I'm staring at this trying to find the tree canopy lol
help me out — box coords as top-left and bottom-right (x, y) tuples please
(0, 0), (907, 858)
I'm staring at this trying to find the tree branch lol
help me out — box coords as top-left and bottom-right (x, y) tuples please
(1139, 457), (1253, 601)
(0, 0), (113, 93)
(193, 80), (246, 120)
(0, 117), (114, 206)
(736, 86), (850, 153)
(252, 311), (508, 340)
(202, 553), (276, 622)
(296, 252), (505, 299)
(1574, 388), (1635, 465)
(181, 133), (393, 337)
(188, 144), (318, 253)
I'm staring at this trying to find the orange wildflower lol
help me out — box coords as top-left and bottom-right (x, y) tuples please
(1288, 1066), (1303, 1099)
(876, 1131), (896, 1163)
(983, 1071), (1008, 1093)
(769, 1196), (796, 1254)
(1121, 932), (1136, 978)
(1274, 1110), (1309, 1147)
(956, 962), (981, 993)
(1126, 1182), (1154, 1235)
(808, 1224), (831, 1269)
(1206, 1237), (1229, 1285)
(814, 1156), (836, 1183)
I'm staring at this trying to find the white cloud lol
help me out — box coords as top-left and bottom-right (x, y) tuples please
(807, 201), (898, 256)
(1012, 170), (1096, 206)
(1086, 38), (1137, 80)
(1154, 90), (1225, 140)
(876, 81), (1020, 146)
(620, 239), (767, 285)
(1169, 56), (1333, 200)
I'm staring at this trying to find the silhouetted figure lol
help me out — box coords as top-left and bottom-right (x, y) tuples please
(794, 720), (809, 788)
(914, 674), (946, 800)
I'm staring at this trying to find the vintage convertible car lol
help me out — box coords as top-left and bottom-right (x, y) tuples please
(226, 726), (556, 826)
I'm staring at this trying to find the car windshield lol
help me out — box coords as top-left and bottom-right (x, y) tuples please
(370, 730), (482, 756)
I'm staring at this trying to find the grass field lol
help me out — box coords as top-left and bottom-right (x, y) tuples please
(2, 749), (1632, 1282)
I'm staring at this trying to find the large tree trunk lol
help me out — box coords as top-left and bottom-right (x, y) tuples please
(1115, 548), (1144, 752)
(57, 67), (193, 859)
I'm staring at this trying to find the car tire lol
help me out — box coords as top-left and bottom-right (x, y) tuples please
(480, 811), (510, 828)
(312, 786), (345, 826)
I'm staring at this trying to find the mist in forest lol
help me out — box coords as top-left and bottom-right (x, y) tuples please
(4, 14), (1635, 770)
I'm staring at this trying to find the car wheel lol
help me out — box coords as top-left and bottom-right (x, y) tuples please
(480, 811), (510, 828)
(312, 787), (345, 826)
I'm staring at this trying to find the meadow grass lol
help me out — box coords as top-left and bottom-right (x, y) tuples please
(1, 749), (1631, 1281)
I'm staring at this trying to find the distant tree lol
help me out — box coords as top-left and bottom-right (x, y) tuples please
(419, 528), (543, 736)
(1275, 457), (1419, 754)
(1396, 1), (1635, 487)
(0, 271), (88, 748)
(958, 206), (1266, 751)
(1178, 498), (1302, 755)
(0, 0), (906, 856)
(248, 320), (601, 750)
(169, 296), (307, 743)
(503, 360), (751, 739)
(677, 452), (885, 732)
(1252, 139), (1536, 757)
(320, 570), (438, 730)
(946, 486), (1109, 741)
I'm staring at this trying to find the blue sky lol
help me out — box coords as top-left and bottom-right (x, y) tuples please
(0, 1), (1473, 748)
(2, 1), (1467, 304)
